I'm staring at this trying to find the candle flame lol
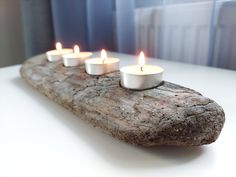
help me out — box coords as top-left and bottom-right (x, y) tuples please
(56, 42), (62, 51)
(101, 49), (107, 59)
(139, 51), (145, 67)
(74, 45), (80, 54)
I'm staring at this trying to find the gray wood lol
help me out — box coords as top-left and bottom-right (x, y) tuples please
(20, 54), (225, 146)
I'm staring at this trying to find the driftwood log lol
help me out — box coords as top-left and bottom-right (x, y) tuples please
(20, 54), (225, 146)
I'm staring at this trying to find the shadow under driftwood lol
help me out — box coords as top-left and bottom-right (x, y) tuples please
(11, 76), (214, 170)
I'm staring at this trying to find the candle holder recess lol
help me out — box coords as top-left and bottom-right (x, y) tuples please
(20, 54), (225, 147)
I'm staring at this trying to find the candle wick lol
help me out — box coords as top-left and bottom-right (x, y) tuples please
(140, 66), (143, 72)
(102, 58), (106, 64)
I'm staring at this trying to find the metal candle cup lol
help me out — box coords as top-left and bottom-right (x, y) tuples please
(46, 49), (73, 62)
(85, 49), (119, 75)
(120, 65), (164, 90)
(63, 52), (92, 67)
(120, 51), (164, 90)
(85, 58), (120, 75)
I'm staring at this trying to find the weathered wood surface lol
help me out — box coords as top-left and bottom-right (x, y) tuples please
(20, 54), (225, 146)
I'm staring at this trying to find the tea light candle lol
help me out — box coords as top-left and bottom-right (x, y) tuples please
(85, 49), (120, 75)
(63, 45), (92, 67)
(46, 42), (73, 62)
(120, 51), (164, 90)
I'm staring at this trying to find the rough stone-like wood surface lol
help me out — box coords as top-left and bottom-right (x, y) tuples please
(20, 54), (225, 146)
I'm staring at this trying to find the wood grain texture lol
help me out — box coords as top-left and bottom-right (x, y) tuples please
(20, 54), (225, 146)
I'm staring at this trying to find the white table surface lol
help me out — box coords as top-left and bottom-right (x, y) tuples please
(0, 52), (236, 177)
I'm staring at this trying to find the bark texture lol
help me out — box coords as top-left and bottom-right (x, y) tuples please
(20, 54), (225, 146)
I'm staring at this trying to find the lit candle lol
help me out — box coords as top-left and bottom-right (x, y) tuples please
(120, 51), (164, 90)
(46, 42), (73, 62)
(62, 45), (93, 67)
(85, 49), (120, 75)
